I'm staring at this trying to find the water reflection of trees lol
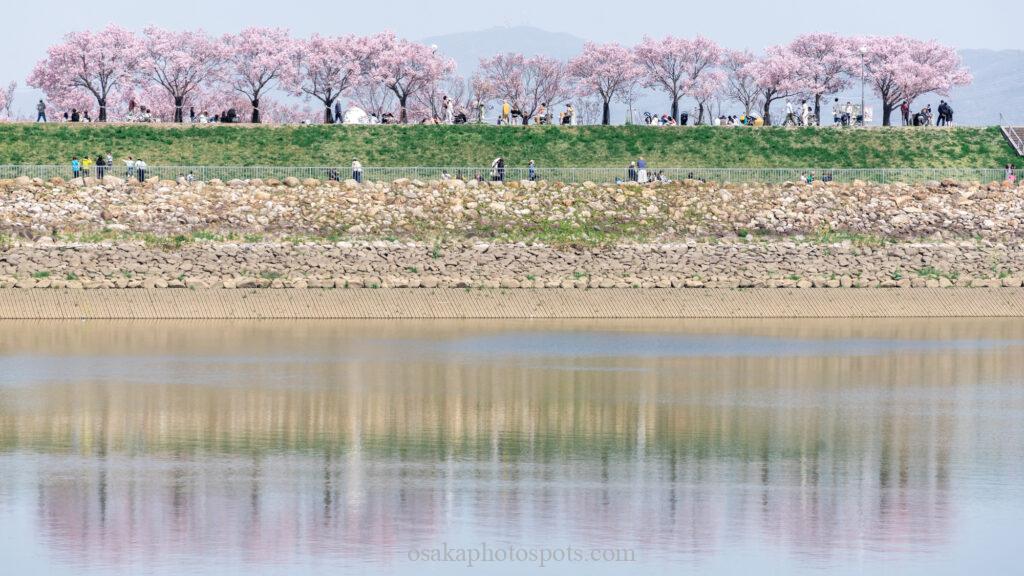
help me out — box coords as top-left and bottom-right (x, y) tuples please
(1, 320), (1023, 569)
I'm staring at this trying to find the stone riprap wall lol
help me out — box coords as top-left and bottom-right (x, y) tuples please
(2, 239), (1022, 289)
(1, 175), (1022, 239)
(2, 175), (1023, 290)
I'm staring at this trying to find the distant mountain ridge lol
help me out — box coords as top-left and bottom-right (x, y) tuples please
(422, 27), (1024, 126)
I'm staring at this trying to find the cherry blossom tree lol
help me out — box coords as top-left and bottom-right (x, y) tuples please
(48, 89), (97, 120)
(261, 100), (317, 124)
(575, 97), (604, 125)
(292, 34), (366, 124)
(692, 70), (726, 125)
(634, 35), (721, 122)
(856, 35), (972, 126)
(365, 32), (455, 124)
(139, 27), (224, 123)
(472, 53), (569, 124)
(349, 81), (397, 120)
(222, 28), (296, 123)
(412, 75), (472, 122)
(786, 33), (856, 124)
(747, 46), (802, 125)
(723, 50), (762, 116)
(27, 25), (142, 122)
(568, 42), (642, 125)
(0, 82), (15, 118)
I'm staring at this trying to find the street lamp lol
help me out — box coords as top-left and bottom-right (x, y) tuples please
(859, 45), (867, 126)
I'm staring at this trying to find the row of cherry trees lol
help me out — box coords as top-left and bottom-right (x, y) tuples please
(27, 26), (454, 124)
(571, 33), (972, 126)
(25, 27), (971, 126)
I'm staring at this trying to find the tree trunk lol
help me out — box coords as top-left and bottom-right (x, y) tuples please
(173, 96), (184, 123)
(882, 102), (894, 127)
(251, 98), (260, 124)
(98, 97), (107, 122)
(399, 96), (408, 124)
(762, 100), (773, 126)
(814, 94), (821, 125)
(696, 102), (705, 125)
(671, 97), (679, 123)
(601, 100), (610, 125)
(324, 100), (334, 124)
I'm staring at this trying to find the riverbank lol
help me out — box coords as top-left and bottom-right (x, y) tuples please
(3, 176), (1023, 240)
(3, 239), (1024, 290)
(0, 124), (1016, 167)
(3, 177), (1024, 317)
(1, 288), (1023, 318)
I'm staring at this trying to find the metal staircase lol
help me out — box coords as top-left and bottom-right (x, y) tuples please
(1001, 126), (1024, 156)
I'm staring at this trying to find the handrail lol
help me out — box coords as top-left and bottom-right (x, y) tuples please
(1001, 126), (1024, 157)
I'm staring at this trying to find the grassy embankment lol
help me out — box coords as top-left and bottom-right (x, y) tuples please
(0, 123), (1017, 167)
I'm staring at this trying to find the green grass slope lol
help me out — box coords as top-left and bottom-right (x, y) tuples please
(0, 123), (1016, 167)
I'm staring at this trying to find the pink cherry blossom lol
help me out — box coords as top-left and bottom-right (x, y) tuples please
(349, 82), (397, 120)
(691, 70), (726, 124)
(568, 42), (642, 125)
(139, 27), (224, 123)
(634, 36), (721, 122)
(291, 34), (366, 124)
(222, 28), (297, 123)
(856, 35), (972, 125)
(27, 25), (142, 122)
(786, 33), (856, 123)
(410, 76), (473, 123)
(746, 46), (803, 125)
(0, 81), (15, 118)
(472, 53), (568, 124)
(365, 32), (455, 124)
(723, 50), (761, 116)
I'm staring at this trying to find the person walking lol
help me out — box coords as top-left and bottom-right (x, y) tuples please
(443, 95), (454, 125)
(900, 101), (911, 126)
(500, 100), (511, 125)
(351, 158), (363, 183)
(783, 101), (797, 126)
(490, 157), (503, 182)
(96, 154), (106, 179)
(832, 98), (842, 125)
(627, 161), (637, 182)
(135, 158), (147, 182)
(81, 156), (92, 177)
(36, 99), (47, 122)
(1007, 164), (1017, 184)
(800, 100), (812, 126)
(528, 160), (536, 181)
(71, 156), (81, 179)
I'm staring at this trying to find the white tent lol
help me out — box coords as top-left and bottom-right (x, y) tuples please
(343, 106), (371, 125)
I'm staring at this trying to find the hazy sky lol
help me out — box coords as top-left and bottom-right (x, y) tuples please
(2, 0), (1020, 114)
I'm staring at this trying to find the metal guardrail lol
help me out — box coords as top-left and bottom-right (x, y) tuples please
(0, 165), (1010, 184)
(1002, 126), (1024, 157)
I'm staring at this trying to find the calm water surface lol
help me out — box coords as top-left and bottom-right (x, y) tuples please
(1, 319), (1022, 575)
